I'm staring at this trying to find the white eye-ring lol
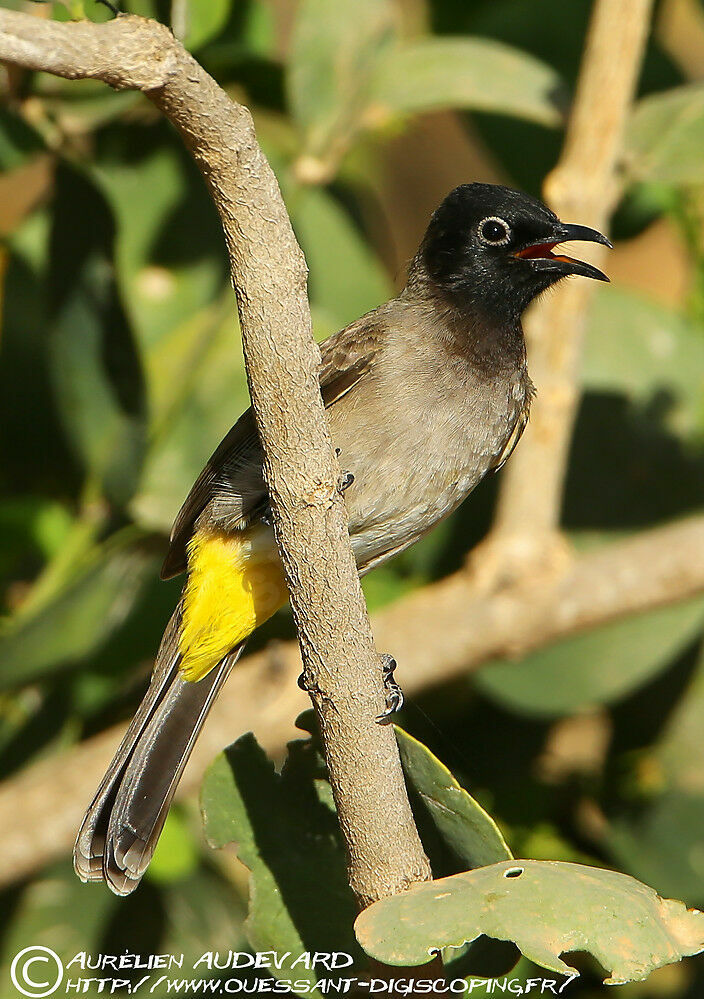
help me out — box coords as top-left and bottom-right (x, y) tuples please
(478, 216), (512, 246)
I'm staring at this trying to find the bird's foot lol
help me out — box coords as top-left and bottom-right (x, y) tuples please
(376, 654), (404, 723)
(334, 449), (354, 494)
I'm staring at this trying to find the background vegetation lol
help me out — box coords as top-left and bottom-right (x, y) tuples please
(1, 0), (704, 994)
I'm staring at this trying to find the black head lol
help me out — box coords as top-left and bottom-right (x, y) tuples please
(418, 183), (611, 320)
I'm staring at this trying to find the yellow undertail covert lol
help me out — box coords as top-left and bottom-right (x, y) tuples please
(178, 524), (288, 681)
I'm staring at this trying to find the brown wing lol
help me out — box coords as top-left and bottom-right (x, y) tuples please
(160, 317), (384, 579)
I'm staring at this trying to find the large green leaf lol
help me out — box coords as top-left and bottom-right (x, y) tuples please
(160, 865), (249, 973)
(355, 860), (704, 984)
(607, 792), (704, 907)
(93, 143), (234, 528)
(288, 0), (395, 158)
(183, 0), (232, 51)
(396, 727), (512, 869)
(602, 646), (704, 905)
(130, 305), (248, 532)
(48, 165), (147, 506)
(201, 732), (360, 982)
(584, 285), (704, 436)
(0, 108), (45, 171)
(370, 38), (563, 128)
(92, 145), (226, 358)
(0, 862), (116, 975)
(626, 84), (704, 186)
(474, 596), (704, 717)
(291, 186), (392, 333)
(0, 531), (157, 689)
(396, 729), (520, 979)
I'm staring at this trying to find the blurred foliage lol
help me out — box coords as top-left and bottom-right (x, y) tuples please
(1, 0), (704, 994)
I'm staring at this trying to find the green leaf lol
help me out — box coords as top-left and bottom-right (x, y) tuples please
(395, 727), (512, 868)
(161, 866), (249, 969)
(396, 729), (520, 979)
(584, 285), (704, 436)
(602, 646), (704, 904)
(626, 84), (704, 186)
(92, 145), (225, 356)
(474, 596), (704, 718)
(48, 165), (147, 506)
(0, 862), (117, 972)
(148, 809), (199, 885)
(183, 0), (232, 51)
(201, 732), (360, 981)
(130, 304), (249, 532)
(36, 80), (140, 131)
(288, 0), (395, 158)
(0, 531), (157, 689)
(0, 108), (45, 171)
(292, 186), (392, 332)
(370, 38), (563, 128)
(355, 860), (704, 984)
(657, 644), (704, 790)
(607, 792), (704, 907)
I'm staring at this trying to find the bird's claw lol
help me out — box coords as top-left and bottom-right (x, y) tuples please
(339, 471), (354, 493)
(376, 654), (404, 723)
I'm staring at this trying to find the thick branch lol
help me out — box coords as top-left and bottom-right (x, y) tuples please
(487, 0), (653, 566)
(0, 9), (430, 907)
(2, 514), (703, 888)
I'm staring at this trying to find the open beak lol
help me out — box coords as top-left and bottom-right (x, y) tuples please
(513, 222), (612, 282)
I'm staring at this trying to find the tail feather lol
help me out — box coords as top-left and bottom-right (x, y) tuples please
(74, 605), (243, 895)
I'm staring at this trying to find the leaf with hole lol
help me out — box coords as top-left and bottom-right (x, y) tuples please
(396, 728), (520, 978)
(355, 860), (704, 985)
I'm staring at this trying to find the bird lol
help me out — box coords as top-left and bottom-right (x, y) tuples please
(74, 182), (611, 895)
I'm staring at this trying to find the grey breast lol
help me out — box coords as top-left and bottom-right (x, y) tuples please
(326, 309), (530, 571)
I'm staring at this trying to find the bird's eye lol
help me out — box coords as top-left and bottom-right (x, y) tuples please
(478, 216), (511, 246)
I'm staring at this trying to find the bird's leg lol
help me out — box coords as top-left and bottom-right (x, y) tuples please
(335, 448), (354, 494)
(297, 669), (336, 711)
(376, 654), (404, 723)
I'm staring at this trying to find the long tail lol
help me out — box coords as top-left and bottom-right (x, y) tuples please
(74, 605), (243, 895)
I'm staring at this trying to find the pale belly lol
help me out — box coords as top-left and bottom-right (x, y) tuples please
(329, 371), (529, 571)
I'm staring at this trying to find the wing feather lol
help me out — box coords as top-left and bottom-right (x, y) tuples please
(160, 317), (383, 579)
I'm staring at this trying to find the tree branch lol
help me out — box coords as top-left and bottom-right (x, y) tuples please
(2, 513), (704, 888)
(0, 8), (430, 908)
(479, 0), (654, 578)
